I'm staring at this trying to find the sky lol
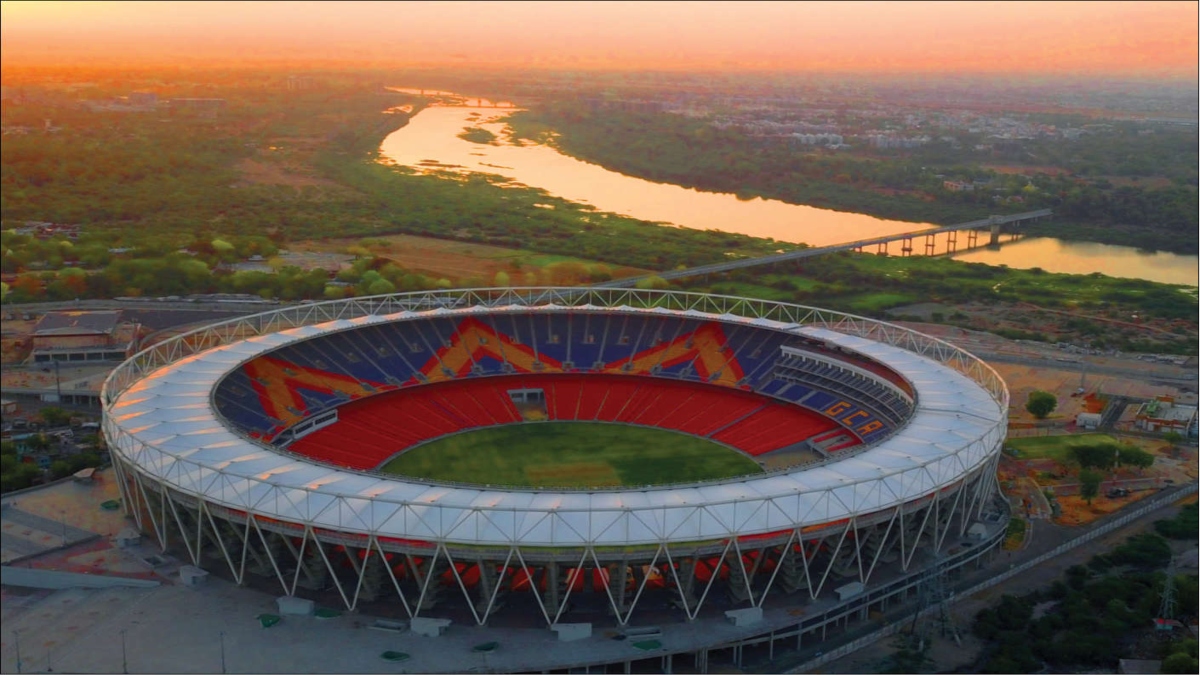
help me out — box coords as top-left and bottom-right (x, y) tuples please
(1, 0), (1197, 77)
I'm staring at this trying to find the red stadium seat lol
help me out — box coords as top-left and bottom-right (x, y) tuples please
(288, 373), (853, 469)
(712, 404), (839, 456)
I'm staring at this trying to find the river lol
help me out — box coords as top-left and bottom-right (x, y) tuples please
(379, 94), (1198, 287)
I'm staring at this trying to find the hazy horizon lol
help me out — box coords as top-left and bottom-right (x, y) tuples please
(2, 1), (1197, 79)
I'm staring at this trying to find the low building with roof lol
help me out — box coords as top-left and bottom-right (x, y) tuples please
(1134, 396), (1198, 436)
(30, 310), (136, 364)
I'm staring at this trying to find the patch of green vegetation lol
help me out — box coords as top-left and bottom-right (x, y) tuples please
(1155, 502), (1199, 540)
(379, 422), (761, 488)
(458, 126), (498, 144)
(843, 292), (921, 313)
(1006, 517), (1026, 538)
(1002, 516), (1027, 550)
(1005, 434), (1120, 461)
(1087, 532), (1173, 571)
(706, 282), (799, 302)
(973, 531), (1198, 673)
(685, 251), (1197, 354)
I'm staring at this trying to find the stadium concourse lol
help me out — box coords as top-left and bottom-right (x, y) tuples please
(101, 288), (1009, 662)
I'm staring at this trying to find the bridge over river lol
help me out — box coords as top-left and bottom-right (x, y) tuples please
(601, 209), (1052, 288)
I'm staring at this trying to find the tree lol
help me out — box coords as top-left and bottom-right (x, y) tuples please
(366, 278), (396, 295)
(493, 271), (510, 287)
(1117, 445), (1155, 471)
(26, 433), (51, 452)
(1071, 443), (1118, 471)
(1161, 653), (1199, 674)
(1163, 430), (1183, 446)
(39, 406), (72, 428)
(635, 275), (670, 290)
(50, 460), (73, 480)
(1154, 503), (1198, 540)
(1079, 469), (1102, 506)
(1025, 391), (1058, 419)
(210, 238), (236, 262)
(0, 456), (42, 493)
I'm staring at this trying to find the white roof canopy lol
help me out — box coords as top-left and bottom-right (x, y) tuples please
(105, 302), (1005, 548)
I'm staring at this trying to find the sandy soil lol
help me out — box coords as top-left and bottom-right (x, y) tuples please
(1053, 490), (1156, 527)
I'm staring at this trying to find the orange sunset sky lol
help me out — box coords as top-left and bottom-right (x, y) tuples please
(1, 0), (1197, 77)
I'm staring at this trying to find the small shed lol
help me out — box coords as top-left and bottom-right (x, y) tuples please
(1118, 659), (1162, 674)
(1076, 412), (1102, 430)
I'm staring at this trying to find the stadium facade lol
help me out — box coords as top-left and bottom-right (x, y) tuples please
(103, 288), (1008, 637)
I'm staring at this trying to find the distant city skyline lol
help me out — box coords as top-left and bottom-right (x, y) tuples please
(1, 0), (1197, 78)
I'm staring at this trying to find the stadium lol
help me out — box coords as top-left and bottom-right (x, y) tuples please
(102, 288), (1009, 667)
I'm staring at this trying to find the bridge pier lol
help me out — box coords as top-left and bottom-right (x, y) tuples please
(989, 223), (1001, 246)
(946, 231), (958, 253)
(876, 241), (888, 255)
(901, 237), (913, 256)
(925, 234), (936, 256)
(967, 230), (978, 248)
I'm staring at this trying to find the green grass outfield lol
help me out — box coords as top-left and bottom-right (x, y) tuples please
(378, 422), (763, 488)
(1006, 433), (1121, 461)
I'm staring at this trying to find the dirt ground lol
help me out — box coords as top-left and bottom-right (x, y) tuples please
(289, 233), (650, 284)
(893, 300), (1197, 353)
(1053, 491), (1155, 526)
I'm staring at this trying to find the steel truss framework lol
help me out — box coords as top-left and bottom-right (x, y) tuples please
(112, 455), (1000, 626)
(103, 288), (1009, 626)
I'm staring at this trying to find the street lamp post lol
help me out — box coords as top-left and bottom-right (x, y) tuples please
(121, 629), (128, 674)
(219, 631), (226, 674)
(14, 630), (22, 674)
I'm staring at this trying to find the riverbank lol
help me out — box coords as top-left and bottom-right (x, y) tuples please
(502, 105), (1197, 256)
(375, 97), (1195, 285)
